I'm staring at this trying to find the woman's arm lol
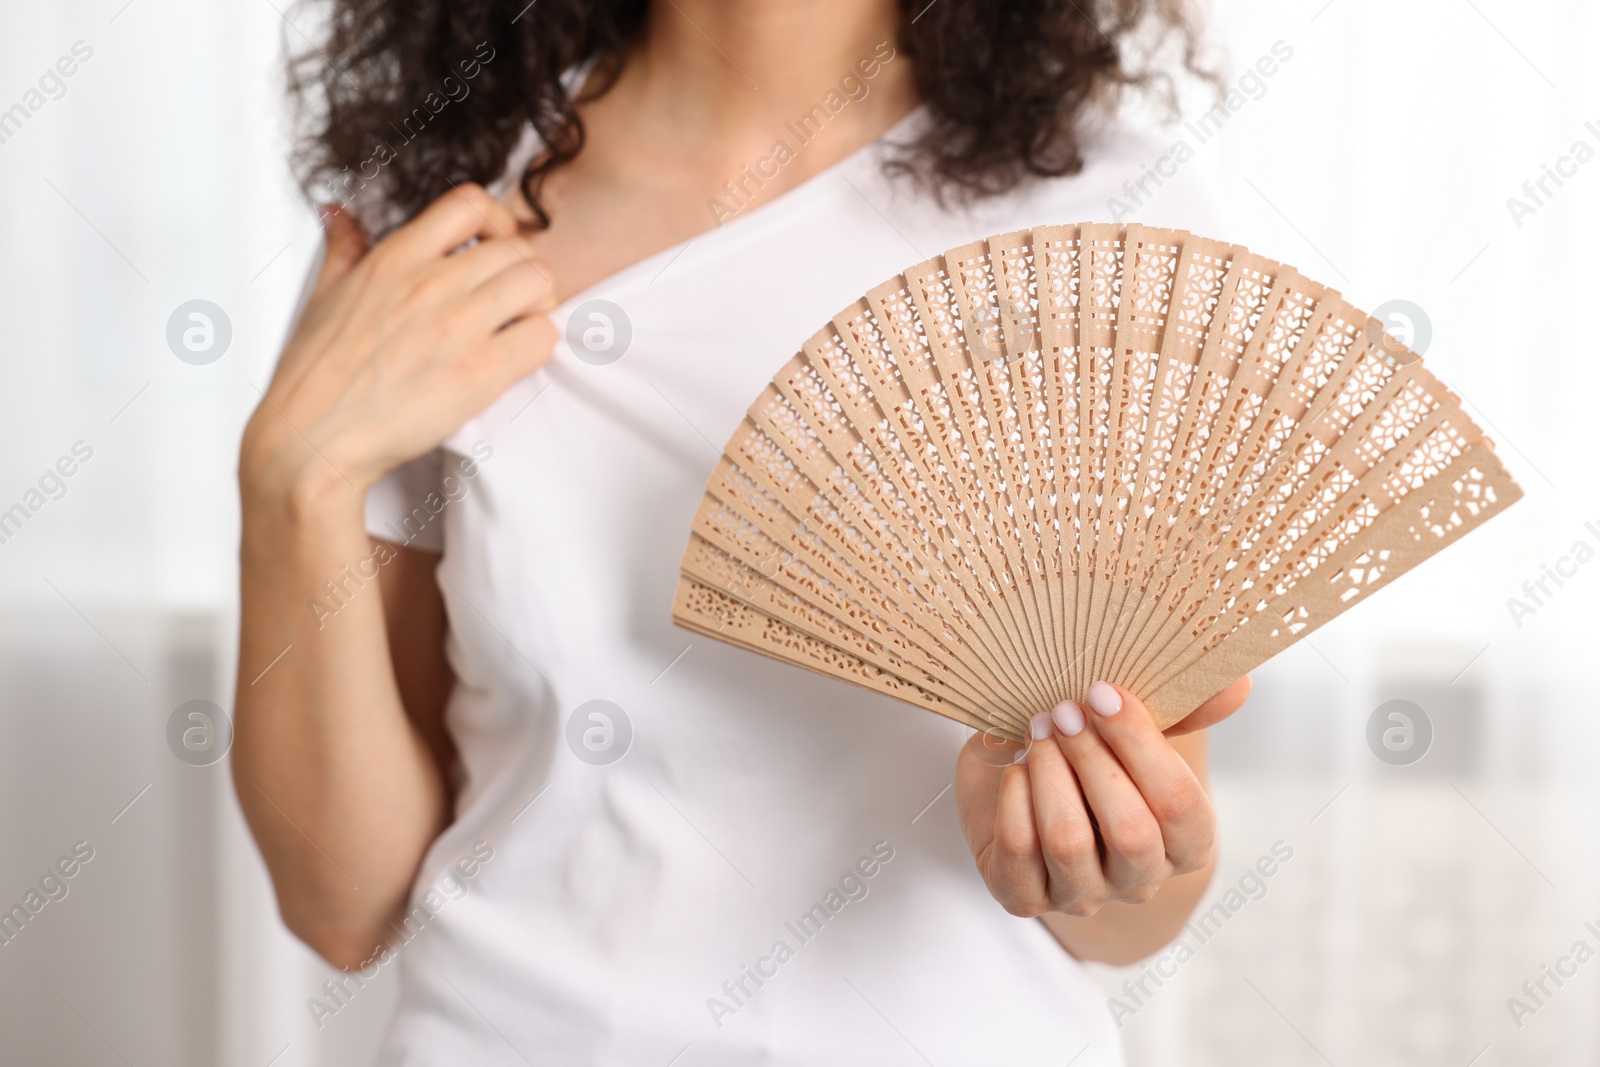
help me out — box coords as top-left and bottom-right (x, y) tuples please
(956, 679), (1250, 966)
(232, 186), (555, 969)
(234, 491), (450, 969)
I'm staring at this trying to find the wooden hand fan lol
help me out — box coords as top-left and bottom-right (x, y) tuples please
(670, 223), (1522, 744)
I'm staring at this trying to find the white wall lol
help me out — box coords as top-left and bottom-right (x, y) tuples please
(0, 2), (366, 1064)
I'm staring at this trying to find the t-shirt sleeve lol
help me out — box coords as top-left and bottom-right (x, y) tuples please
(364, 449), (447, 552)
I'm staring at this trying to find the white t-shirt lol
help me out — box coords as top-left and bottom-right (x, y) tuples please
(356, 106), (1221, 1066)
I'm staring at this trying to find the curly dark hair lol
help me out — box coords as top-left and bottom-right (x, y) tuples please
(286, 0), (1211, 235)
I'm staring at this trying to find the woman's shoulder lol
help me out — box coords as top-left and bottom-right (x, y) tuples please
(933, 119), (1228, 243)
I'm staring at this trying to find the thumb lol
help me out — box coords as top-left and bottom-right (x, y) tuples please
(1163, 675), (1252, 737)
(313, 203), (370, 294)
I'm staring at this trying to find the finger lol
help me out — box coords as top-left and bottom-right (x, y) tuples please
(955, 731), (1010, 840)
(267, 205), (370, 391)
(482, 313), (558, 385)
(1050, 699), (1166, 902)
(984, 762), (1051, 916)
(1021, 713), (1106, 914)
(954, 731), (1026, 853)
(311, 204), (370, 297)
(465, 258), (560, 332)
(389, 182), (523, 260)
(1164, 675), (1252, 737)
(432, 232), (545, 297)
(1082, 682), (1214, 873)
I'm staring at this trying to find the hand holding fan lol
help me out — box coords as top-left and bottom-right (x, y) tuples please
(671, 224), (1522, 744)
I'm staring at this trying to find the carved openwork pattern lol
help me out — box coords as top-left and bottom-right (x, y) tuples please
(671, 224), (1524, 741)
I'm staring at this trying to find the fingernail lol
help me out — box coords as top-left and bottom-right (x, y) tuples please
(1087, 682), (1122, 717)
(1051, 700), (1085, 737)
(1012, 747), (1028, 765)
(1029, 712), (1053, 741)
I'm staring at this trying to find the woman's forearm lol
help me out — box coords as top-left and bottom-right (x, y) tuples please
(232, 471), (447, 969)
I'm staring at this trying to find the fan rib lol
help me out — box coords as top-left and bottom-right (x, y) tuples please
(672, 224), (1524, 735)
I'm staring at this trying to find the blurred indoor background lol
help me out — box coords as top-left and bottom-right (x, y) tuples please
(0, 0), (1595, 1064)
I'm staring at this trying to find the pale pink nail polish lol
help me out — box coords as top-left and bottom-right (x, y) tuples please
(1012, 747), (1028, 765)
(1052, 700), (1085, 737)
(1087, 682), (1122, 717)
(1030, 712), (1053, 741)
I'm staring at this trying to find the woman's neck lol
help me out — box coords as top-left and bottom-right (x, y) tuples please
(587, 0), (917, 194)
(518, 1), (917, 300)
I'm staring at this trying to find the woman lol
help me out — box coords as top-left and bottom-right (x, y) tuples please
(234, 0), (1250, 1062)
